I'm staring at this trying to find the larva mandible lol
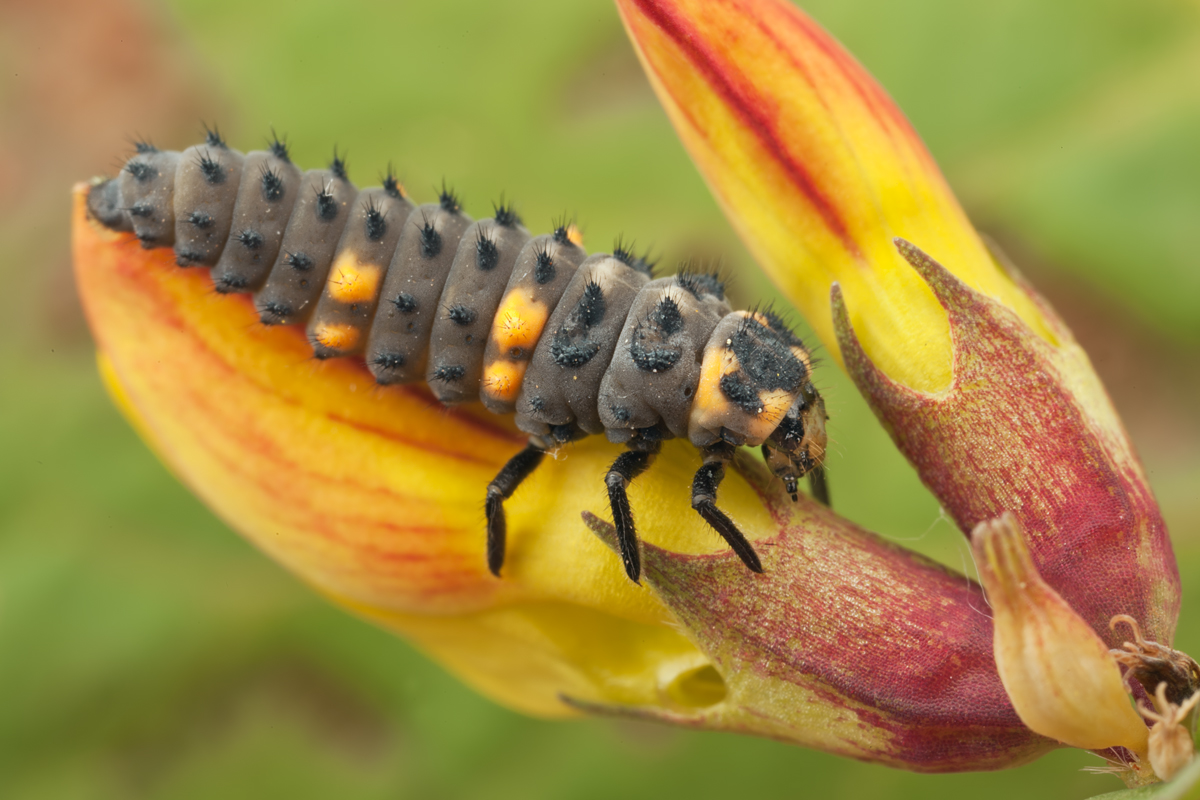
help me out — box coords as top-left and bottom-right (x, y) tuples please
(87, 127), (830, 584)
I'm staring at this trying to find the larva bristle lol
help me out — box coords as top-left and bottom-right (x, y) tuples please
(315, 184), (338, 220)
(186, 211), (214, 229)
(284, 251), (314, 271)
(363, 199), (387, 241)
(132, 139), (157, 154)
(235, 229), (264, 250)
(438, 181), (461, 214)
(419, 213), (442, 259)
(675, 269), (725, 300)
(329, 147), (349, 181)
(197, 151), (224, 184)
(446, 304), (476, 326)
(203, 122), (227, 149)
(260, 165), (285, 202)
(534, 246), (555, 285)
(268, 129), (290, 162)
(475, 231), (499, 271)
(125, 160), (156, 182)
(492, 197), (521, 228)
(382, 164), (403, 199)
(612, 236), (656, 276)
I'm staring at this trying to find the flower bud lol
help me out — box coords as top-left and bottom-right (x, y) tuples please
(971, 513), (1149, 757)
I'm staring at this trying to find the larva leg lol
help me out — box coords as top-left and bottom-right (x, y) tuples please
(604, 447), (658, 583)
(485, 442), (546, 577)
(808, 464), (831, 507)
(691, 447), (763, 573)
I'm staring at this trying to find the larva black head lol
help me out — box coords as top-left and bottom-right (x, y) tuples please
(727, 314), (805, 394)
(419, 212), (442, 259)
(329, 148), (349, 181)
(534, 247), (555, 285)
(612, 237), (656, 276)
(260, 165), (285, 202)
(203, 122), (227, 149)
(475, 231), (499, 271)
(235, 229), (264, 250)
(363, 198), (387, 241)
(438, 182), (461, 214)
(381, 164), (403, 200)
(315, 184), (338, 221)
(267, 129), (290, 162)
(492, 198), (521, 228)
(124, 160), (156, 183)
(675, 270), (725, 300)
(197, 150), (224, 184)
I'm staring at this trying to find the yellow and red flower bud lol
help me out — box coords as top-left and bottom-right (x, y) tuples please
(614, 0), (1053, 394)
(834, 242), (1180, 648)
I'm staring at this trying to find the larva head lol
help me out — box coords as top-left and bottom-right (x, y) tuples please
(689, 310), (826, 486)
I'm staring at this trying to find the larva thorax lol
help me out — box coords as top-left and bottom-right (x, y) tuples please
(87, 131), (829, 583)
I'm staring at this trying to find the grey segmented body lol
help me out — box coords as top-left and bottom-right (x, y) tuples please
(88, 130), (830, 582)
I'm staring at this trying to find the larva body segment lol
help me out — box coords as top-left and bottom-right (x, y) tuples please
(480, 231), (588, 415)
(598, 276), (731, 443)
(211, 148), (303, 293)
(255, 168), (358, 325)
(427, 216), (532, 404)
(515, 254), (650, 440)
(174, 142), (245, 269)
(87, 134), (830, 584)
(118, 148), (181, 248)
(309, 187), (415, 358)
(366, 201), (475, 384)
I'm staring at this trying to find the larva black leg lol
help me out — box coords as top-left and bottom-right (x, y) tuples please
(605, 449), (656, 583)
(808, 464), (830, 507)
(485, 443), (545, 577)
(691, 456), (763, 574)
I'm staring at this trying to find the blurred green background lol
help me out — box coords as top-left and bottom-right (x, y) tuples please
(2, 0), (1198, 797)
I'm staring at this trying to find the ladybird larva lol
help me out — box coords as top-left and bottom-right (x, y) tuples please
(87, 131), (830, 584)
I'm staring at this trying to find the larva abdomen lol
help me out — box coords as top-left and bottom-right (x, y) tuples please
(308, 187), (415, 359)
(366, 201), (475, 385)
(480, 231), (588, 415)
(426, 215), (532, 405)
(254, 168), (357, 326)
(211, 148), (303, 293)
(174, 142), (244, 268)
